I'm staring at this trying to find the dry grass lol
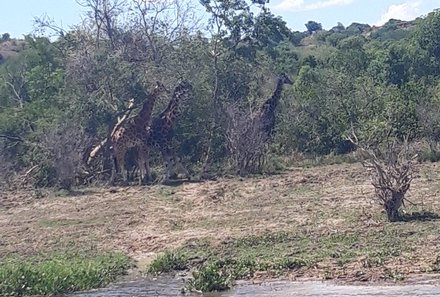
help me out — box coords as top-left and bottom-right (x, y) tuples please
(1, 162), (440, 282)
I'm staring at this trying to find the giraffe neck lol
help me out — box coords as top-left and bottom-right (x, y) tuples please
(137, 88), (162, 128)
(161, 95), (181, 124)
(267, 78), (284, 110)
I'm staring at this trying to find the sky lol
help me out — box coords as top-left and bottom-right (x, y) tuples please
(1, 0), (440, 38)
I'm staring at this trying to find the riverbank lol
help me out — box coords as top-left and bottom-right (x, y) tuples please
(2, 162), (440, 294)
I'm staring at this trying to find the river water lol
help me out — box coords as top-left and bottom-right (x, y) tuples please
(71, 277), (440, 297)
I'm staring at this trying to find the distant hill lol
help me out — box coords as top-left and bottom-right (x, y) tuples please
(298, 18), (417, 49)
(0, 18), (418, 64)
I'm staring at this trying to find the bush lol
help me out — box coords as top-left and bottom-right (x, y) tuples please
(147, 251), (188, 274)
(350, 133), (417, 222)
(225, 105), (268, 175)
(418, 149), (440, 163)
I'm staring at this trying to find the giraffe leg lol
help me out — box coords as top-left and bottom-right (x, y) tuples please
(160, 146), (173, 183)
(110, 155), (118, 185)
(120, 155), (128, 184)
(174, 156), (190, 180)
(113, 150), (128, 185)
(138, 146), (151, 185)
(138, 153), (145, 186)
(145, 157), (151, 183)
(163, 154), (174, 183)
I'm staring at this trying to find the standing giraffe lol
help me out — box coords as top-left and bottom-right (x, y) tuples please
(259, 73), (293, 139)
(148, 80), (193, 182)
(111, 82), (166, 184)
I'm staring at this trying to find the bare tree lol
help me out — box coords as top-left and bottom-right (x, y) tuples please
(225, 104), (267, 176)
(77, 0), (127, 48)
(44, 122), (91, 190)
(349, 132), (418, 222)
(130, 0), (200, 64)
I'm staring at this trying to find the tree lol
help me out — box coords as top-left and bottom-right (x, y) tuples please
(331, 35), (368, 75)
(414, 9), (440, 65)
(330, 22), (345, 33)
(253, 9), (292, 49)
(290, 31), (307, 46)
(346, 22), (370, 33)
(1, 33), (10, 42)
(349, 131), (417, 222)
(305, 21), (322, 34)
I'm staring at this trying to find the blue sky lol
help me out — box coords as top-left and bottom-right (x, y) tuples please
(271, 0), (440, 31)
(1, 0), (440, 38)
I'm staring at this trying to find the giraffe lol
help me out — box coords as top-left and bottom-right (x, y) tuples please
(148, 80), (193, 182)
(259, 73), (293, 140)
(111, 82), (167, 185)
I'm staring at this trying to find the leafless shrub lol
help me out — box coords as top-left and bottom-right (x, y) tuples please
(44, 122), (90, 190)
(225, 104), (268, 176)
(349, 132), (417, 222)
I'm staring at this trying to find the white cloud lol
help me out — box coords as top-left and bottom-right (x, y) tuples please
(274, 0), (353, 12)
(376, 1), (422, 26)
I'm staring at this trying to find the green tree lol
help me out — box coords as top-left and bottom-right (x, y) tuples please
(305, 21), (322, 34)
(1, 33), (10, 42)
(415, 9), (440, 70)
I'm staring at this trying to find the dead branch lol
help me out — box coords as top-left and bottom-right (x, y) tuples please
(0, 134), (23, 142)
(87, 98), (136, 165)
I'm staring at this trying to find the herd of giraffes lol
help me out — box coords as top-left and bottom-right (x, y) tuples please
(99, 73), (293, 185)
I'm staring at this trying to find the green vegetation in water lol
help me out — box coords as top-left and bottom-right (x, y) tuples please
(0, 251), (132, 297)
(185, 256), (309, 292)
(187, 261), (232, 292)
(148, 251), (188, 274)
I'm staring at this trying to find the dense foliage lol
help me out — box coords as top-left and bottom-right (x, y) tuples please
(1, 2), (440, 187)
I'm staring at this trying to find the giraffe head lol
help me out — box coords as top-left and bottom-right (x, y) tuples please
(278, 73), (293, 85)
(158, 80), (193, 127)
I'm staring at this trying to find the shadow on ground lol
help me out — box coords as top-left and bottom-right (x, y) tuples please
(399, 211), (440, 222)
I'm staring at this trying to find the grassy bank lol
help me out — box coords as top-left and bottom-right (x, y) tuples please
(0, 251), (132, 296)
(148, 225), (440, 292)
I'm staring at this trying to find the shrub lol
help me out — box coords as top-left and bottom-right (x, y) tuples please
(224, 104), (268, 176)
(147, 251), (188, 274)
(349, 132), (417, 222)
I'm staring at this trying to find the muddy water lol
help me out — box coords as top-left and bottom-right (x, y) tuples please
(72, 278), (440, 297)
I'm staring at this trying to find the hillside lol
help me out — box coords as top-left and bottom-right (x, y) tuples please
(0, 39), (26, 63)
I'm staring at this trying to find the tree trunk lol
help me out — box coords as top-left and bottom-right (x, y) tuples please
(384, 191), (404, 222)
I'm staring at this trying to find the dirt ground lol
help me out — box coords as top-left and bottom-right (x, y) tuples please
(1, 162), (440, 281)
